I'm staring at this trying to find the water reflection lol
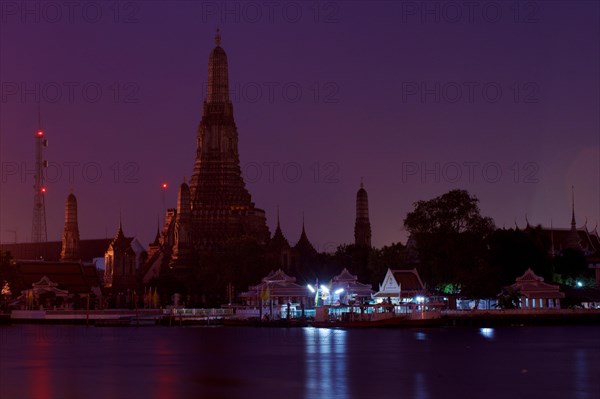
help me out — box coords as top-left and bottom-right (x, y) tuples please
(415, 331), (427, 341)
(304, 328), (348, 399)
(414, 372), (429, 399)
(574, 349), (588, 399)
(29, 333), (51, 399)
(479, 327), (495, 340)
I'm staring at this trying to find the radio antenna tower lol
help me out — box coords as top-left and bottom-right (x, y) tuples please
(31, 106), (48, 242)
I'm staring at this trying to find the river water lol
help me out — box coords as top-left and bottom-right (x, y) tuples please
(0, 325), (598, 399)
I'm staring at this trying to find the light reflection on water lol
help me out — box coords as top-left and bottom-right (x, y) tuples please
(479, 327), (495, 339)
(1, 325), (599, 399)
(304, 328), (347, 399)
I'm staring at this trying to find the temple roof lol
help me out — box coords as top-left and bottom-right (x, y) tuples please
(374, 268), (425, 298)
(510, 268), (564, 298)
(16, 261), (99, 294)
(108, 223), (135, 254)
(333, 268), (359, 283)
(240, 269), (308, 298)
(294, 223), (317, 256)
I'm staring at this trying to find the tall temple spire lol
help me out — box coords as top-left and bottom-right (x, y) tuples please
(567, 185), (582, 250)
(171, 180), (192, 266)
(571, 185), (576, 228)
(60, 193), (80, 262)
(187, 31), (269, 252)
(215, 27), (221, 46)
(206, 28), (229, 104)
(354, 180), (372, 247)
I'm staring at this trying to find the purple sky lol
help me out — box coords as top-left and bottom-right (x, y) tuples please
(1, 1), (598, 250)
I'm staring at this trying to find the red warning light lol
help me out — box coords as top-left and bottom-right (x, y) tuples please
(36, 130), (44, 137)
(41, 187), (47, 193)
(162, 183), (168, 189)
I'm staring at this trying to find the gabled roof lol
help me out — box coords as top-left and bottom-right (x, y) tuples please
(331, 268), (372, 297)
(294, 224), (317, 256)
(392, 269), (425, 292)
(510, 268), (564, 299)
(374, 268), (425, 298)
(269, 223), (291, 251)
(263, 269), (296, 284)
(332, 268), (359, 283)
(240, 269), (308, 298)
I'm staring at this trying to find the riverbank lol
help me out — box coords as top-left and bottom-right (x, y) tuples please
(4, 308), (600, 328)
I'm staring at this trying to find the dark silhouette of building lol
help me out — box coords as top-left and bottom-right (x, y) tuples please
(104, 221), (136, 292)
(188, 28), (270, 251)
(354, 181), (372, 247)
(60, 193), (81, 262)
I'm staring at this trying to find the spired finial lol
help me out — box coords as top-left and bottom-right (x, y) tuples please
(277, 206), (280, 227)
(571, 185), (576, 226)
(215, 27), (221, 46)
(360, 177), (364, 189)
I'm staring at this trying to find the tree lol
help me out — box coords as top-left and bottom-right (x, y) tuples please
(403, 189), (495, 293)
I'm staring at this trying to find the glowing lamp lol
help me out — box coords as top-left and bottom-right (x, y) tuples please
(36, 130), (44, 137)
(162, 183), (168, 189)
(334, 288), (344, 295)
(41, 187), (47, 193)
(307, 284), (315, 293)
(320, 285), (329, 294)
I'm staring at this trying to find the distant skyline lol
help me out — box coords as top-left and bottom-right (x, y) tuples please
(1, 1), (598, 249)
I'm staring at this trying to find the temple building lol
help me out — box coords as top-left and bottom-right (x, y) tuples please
(60, 193), (80, 262)
(238, 269), (309, 319)
(103, 221), (137, 293)
(509, 268), (564, 309)
(354, 181), (372, 247)
(144, 29), (271, 277)
(10, 193), (102, 309)
(521, 189), (600, 286)
(188, 28), (270, 251)
(329, 268), (373, 304)
(374, 268), (426, 303)
(267, 210), (293, 272)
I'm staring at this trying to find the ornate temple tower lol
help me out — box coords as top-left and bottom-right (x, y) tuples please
(171, 180), (192, 267)
(60, 193), (80, 262)
(354, 181), (372, 247)
(104, 221), (136, 291)
(189, 29), (270, 250)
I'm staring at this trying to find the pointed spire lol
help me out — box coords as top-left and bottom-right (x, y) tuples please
(571, 185), (576, 227)
(567, 186), (582, 250)
(550, 219), (555, 257)
(355, 180), (372, 247)
(525, 214), (530, 228)
(277, 206), (281, 228)
(215, 27), (221, 46)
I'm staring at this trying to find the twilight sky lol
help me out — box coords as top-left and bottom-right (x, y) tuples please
(0, 1), (598, 250)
